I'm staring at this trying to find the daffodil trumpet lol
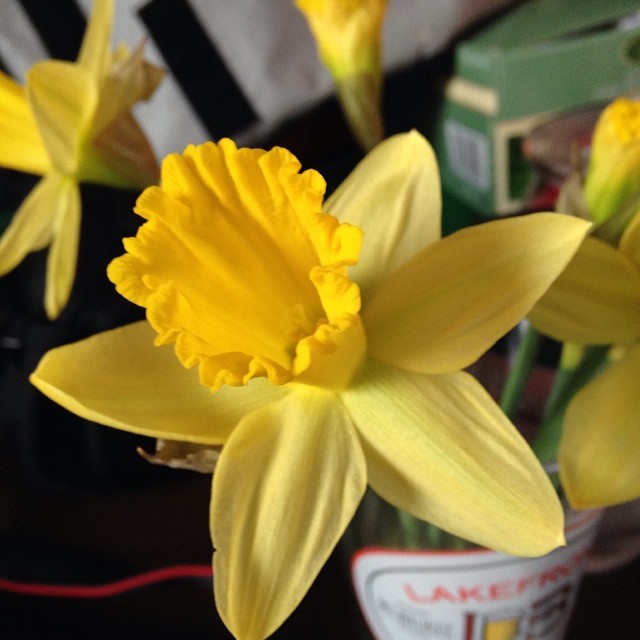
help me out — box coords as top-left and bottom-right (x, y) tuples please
(31, 131), (590, 640)
(0, 0), (164, 319)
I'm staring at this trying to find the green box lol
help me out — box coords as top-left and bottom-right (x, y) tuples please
(432, 0), (640, 216)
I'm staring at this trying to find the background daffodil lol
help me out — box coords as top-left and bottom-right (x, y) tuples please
(519, 97), (640, 511)
(296, 0), (387, 151)
(529, 213), (640, 510)
(31, 131), (589, 640)
(554, 97), (640, 245)
(0, 0), (163, 319)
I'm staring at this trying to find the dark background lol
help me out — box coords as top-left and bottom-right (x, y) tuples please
(0, 440), (638, 640)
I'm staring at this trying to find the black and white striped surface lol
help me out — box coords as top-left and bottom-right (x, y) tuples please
(0, 0), (515, 158)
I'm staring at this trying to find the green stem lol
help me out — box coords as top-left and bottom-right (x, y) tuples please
(532, 344), (610, 463)
(398, 510), (423, 549)
(499, 324), (544, 419)
(336, 74), (384, 152)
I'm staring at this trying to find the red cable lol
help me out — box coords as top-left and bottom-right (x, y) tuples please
(0, 564), (212, 598)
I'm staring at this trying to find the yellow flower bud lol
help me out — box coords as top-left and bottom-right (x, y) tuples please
(296, 0), (387, 150)
(296, 0), (387, 83)
(584, 97), (640, 224)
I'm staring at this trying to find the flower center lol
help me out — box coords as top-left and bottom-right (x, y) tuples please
(108, 139), (366, 391)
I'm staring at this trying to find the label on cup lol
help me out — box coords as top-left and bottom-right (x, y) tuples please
(351, 509), (602, 640)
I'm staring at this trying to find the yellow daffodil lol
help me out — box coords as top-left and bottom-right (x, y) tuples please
(296, 0), (386, 82)
(31, 131), (589, 640)
(584, 97), (640, 227)
(0, 0), (163, 319)
(524, 98), (640, 509)
(295, 0), (387, 150)
(529, 209), (640, 509)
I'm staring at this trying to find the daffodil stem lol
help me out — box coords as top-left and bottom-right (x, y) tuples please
(397, 511), (477, 550)
(398, 510), (422, 548)
(499, 324), (544, 419)
(532, 344), (610, 463)
(336, 74), (384, 152)
(499, 328), (609, 467)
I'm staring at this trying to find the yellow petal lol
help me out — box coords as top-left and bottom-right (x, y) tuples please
(0, 71), (50, 175)
(560, 343), (640, 508)
(618, 205), (640, 265)
(30, 320), (289, 443)
(26, 60), (98, 174)
(325, 130), (441, 298)
(76, 0), (113, 80)
(365, 213), (590, 373)
(0, 176), (57, 276)
(341, 361), (564, 556)
(43, 176), (81, 319)
(211, 387), (366, 640)
(529, 235), (640, 344)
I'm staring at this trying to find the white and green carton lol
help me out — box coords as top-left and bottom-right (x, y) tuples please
(432, 0), (640, 216)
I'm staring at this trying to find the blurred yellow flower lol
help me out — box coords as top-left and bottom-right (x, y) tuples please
(296, 0), (387, 150)
(584, 97), (640, 226)
(31, 132), (589, 640)
(296, 0), (386, 81)
(0, 0), (163, 319)
(529, 212), (640, 509)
